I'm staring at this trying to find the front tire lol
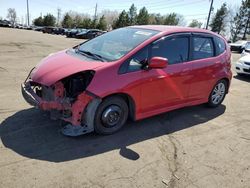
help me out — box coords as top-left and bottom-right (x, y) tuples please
(207, 79), (227, 108)
(94, 96), (128, 134)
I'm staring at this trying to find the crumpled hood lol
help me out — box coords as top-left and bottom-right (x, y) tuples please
(31, 50), (105, 86)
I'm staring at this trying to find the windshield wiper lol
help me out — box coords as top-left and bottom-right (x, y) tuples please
(75, 48), (106, 62)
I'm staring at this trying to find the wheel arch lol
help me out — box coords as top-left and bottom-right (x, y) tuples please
(220, 77), (230, 93)
(102, 92), (136, 121)
(207, 77), (230, 102)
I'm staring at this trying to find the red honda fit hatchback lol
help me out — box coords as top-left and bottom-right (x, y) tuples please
(22, 25), (232, 136)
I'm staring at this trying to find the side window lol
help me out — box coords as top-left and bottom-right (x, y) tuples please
(192, 37), (214, 60)
(151, 37), (189, 65)
(214, 36), (226, 55)
(127, 47), (148, 72)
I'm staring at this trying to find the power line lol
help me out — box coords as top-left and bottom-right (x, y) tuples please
(184, 13), (207, 17)
(106, 0), (205, 12)
(101, 0), (181, 9)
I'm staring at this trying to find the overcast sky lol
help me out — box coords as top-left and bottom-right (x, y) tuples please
(0, 0), (240, 25)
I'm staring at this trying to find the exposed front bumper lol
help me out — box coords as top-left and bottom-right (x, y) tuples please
(21, 82), (70, 111)
(21, 83), (40, 107)
(21, 81), (95, 128)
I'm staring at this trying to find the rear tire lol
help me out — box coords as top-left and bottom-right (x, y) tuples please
(94, 96), (128, 135)
(207, 79), (228, 108)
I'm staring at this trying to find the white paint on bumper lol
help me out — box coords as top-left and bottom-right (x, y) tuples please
(235, 62), (250, 75)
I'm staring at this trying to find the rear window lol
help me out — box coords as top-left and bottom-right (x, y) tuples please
(214, 36), (226, 55)
(192, 37), (214, 60)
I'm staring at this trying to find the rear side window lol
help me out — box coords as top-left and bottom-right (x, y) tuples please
(192, 37), (214, 60)
(214, 36), (226, 55)
(151, 37), (189, 65)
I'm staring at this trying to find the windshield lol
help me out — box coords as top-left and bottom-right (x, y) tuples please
(78, 27), (159, 61)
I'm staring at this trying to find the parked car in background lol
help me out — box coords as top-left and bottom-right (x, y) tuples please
(64, 28), (71, 36)
(22, 26), (232, 136)
(53, 28), (65, 35)
(230, 40), (248, 53)
(0, 20), (11, 27)
(16, 24), (24, 29)
(66, 29), (86, 38)
(43, 26), (56, 34)
(76, 29), (105, 39)
(33, 26), (44, 32)
(235, 54), (250, 76)
(241, 41), (250, 57)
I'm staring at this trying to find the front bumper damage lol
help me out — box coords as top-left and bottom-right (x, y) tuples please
(21, 81), (101, 136)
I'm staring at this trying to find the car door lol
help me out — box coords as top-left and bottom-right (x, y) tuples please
(140, 33), (193, 113)
(188, 34), (217, 101)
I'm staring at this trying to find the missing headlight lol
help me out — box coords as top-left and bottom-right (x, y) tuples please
(62, 71), (95, 98)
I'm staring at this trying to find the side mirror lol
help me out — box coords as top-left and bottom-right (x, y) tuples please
(148, 57), (168, 69)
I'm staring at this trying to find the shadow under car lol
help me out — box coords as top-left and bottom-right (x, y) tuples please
(0, 104), (226, 162)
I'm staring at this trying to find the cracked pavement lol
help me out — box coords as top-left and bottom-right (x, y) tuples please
(0, 28), (250, 188)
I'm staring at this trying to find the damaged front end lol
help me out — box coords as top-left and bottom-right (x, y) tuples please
(21, 70), (101, 136)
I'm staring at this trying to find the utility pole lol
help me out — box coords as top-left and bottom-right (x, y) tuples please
(26, 0), (30, 26)
(57, 8), (61, 27)
(94, 3), (98, 20)
(206, 0), (214, 29)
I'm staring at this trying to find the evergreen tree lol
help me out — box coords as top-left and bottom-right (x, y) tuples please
(90, 18), (97, 29)
(113, 10), (129, 29)
(231, 0), (250, 41)
(80, 18), (92, 29)
(164, 13), (179, 25)
(61, 13), (73, 28)
(154, 14), (165, 24)
(128, 4), (137, 25)
(137, 7), (149, 25)
(97, 15), (107, 30)
(74, 15), (82, 27)
(189, 19), (203, 28)
(210, 3), (228, 34)
(33, 16), (44, 26)
(43, 14), (56, 26)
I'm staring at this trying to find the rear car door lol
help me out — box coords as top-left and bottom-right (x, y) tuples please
(188, 33), (219, 101)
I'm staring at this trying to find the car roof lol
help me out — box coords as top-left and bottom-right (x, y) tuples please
(129, 25), (218, 36)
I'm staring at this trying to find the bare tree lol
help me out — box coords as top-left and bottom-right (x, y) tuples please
(7, 8), (17, 26)
(98, 10), (119, 30)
